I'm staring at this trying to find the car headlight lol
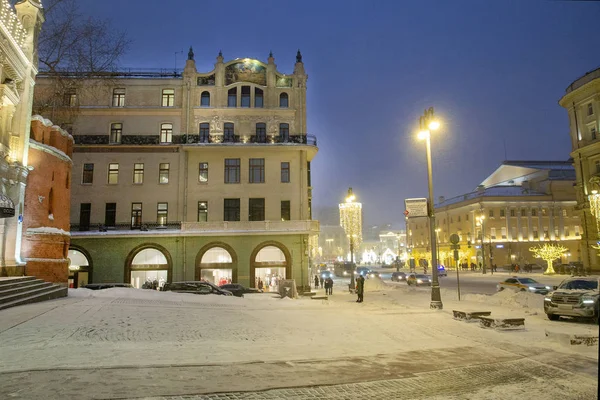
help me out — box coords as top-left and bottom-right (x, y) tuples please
(582, 296), (596, 305)
(528, 287), (537, 291)
(343, 271), (348, 276)
(544, 297), (552, 302)
(545, 286), (552, 290)
(417, 279), (423, 283)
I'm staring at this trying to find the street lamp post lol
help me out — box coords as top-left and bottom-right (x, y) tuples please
(418, 107), (442, 310)
(476, 214), (487, 274)
(435, 228), (441, 268)
(339, 188), (362, 291)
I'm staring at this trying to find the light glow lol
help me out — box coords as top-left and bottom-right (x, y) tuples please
(428, 121), (440, 130)
(417, 130), (430, 140)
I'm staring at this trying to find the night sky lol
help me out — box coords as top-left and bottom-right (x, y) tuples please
(77, 0), (600, 226)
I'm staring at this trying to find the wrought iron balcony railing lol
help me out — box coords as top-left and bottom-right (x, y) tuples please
(71, 222), (182, 232)
(73, 134), (317, 146)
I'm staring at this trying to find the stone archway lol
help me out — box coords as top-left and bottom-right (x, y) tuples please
(195, 242), (238, 285)
(124, 243), (173, 289)
(249, 241), (292, 289)
(67, 245), (93, 288)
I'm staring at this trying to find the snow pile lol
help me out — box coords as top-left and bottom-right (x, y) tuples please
(364, 276), (388, 292)
(442, 288), (544, 310)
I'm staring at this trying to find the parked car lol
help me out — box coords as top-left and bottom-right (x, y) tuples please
(319, 270), (333, 279)
(355, 267), (371, 277)
(391, 271), (407, 282)
(407, 274), (432, 286)
(437, 265), (447, 277)
(219, 283), (261, 298)
(83, 283), (133, 290)
(367, 270), (380, 278)
(544, 277), (599, 323)
(496, 277), (551, 294)
(162, 281), (233, 296)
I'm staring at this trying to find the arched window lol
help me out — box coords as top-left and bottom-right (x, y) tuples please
(224, 123), (235, 142)
(228, 88), (237, 107)
(279, 123), (289, 142)
(200, 91), (210, 107)
(256, 123), (266, 143)
(255, 88), (263, 108)
(199, 123), (210, 143)
(279, 93), (288, 108)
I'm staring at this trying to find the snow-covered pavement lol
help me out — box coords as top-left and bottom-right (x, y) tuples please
(0, 278), (597, 399)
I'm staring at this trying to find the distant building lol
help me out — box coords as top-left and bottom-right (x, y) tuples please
(407, 161), (581, 270)
(559, 67), (600, 273)
(33, 50), (318, 290)
(0, 0), (44, 277)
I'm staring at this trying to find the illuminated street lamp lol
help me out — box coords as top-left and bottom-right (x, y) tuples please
(417, 107), (442, 310)
(339, 187), (362, 289)
(476, 214), (487, 274)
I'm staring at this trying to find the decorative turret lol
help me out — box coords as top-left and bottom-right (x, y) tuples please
(183, 45), (196, 76)
(217, 50), (223, 64)
(268, 50), (274, 65)
(296, 49), (302, 63)
(294, 49), (306, 79)
(15, 0), (45, 63)
(188, 46), (194, 61)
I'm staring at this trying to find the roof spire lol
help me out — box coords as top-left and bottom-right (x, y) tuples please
(187, 46), (194, 61)
(296, 49), (302, 63)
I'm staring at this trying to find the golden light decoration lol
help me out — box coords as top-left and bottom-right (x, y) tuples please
(529, 243), (568, 275)
(339, 188), (362, 251)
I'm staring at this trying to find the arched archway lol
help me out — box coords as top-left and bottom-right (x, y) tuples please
(250, 241), (291, 290)
(195, 242), (238, 285)
(124, 243), (173, 289)
(67, 245), (93, 288)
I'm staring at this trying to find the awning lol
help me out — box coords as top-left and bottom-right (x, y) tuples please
(0, 194), (15, 218)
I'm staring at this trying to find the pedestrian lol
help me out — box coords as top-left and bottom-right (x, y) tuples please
(258, 279), (264, 291)
(356, 275), (365, 303)
(314, 274), (320, 289)
(320, 276), (324, 289)
(326, 277), (333, 295)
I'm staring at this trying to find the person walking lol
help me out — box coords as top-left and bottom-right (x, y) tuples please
(356, 275), (365, 303)
(326, 277), (333, 295)
(314, 274), (320, 289)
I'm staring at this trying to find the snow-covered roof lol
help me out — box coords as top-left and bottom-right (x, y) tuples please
(436, 186), (546, 208)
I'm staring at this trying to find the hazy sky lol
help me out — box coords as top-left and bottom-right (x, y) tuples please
(78, 0), (600, 226)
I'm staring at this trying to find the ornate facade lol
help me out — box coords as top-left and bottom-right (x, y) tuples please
(559, 67), (600, 273)
(0, 0), (44, 276)
(33, 50), (318, 290)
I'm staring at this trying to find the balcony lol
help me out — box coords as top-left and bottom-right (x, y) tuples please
(70, 222), (182, 235)
(74, 134), (317, 146)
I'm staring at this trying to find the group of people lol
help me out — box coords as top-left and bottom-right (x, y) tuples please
(314, 275), (334, 295)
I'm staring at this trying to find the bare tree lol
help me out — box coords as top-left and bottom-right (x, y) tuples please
(33, 0), (130, 127)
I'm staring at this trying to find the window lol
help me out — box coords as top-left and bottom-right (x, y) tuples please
(200, 91), (210, 107)
(281, 200), (291, 221)
(110, 123), (122, 144)
(157, 202), (168, 226)
(510, 209), (516, 217)
(521, 208), (527, 217)
(511, 227), (517, 240)
(160, 123), (173, 144)
(159, 163), (170, 184)
(224, 198), (240, 221)
(249, 158), (265, 183)
(531, 209), (537, 217)
(279, 123), (289, 142)
(224, 159), (240, 183)
(554, 227), (559, 238)
(224, 123), (235, 142)
(112, 88), (125, 107)
(105, 203), (116, 227)
(542, 208), (547, 216)
(108, 163), (119, 184)
(281, 162), (290, 183)
(131, 203), (142, 228)
(501, 227), (507, 239)
(499, 209), (505, 217)
(198, 162), (208, 183)
(256, 123), (266, 143)
(249, 198), (265, 221)
(490, 228), (496, 239)
(162, 89), (175, 107)
(199, 123), (210, 143)
(588, 103), (594, 116)
(255, 88), (263, 108)
(522, 226), (528, 238)
(565, 228), (570, 237)
(198, 201), (208, 222)
(592, 127), (597, 140)
(228, 87), (237, 107)
(279, 92), (288, 108)
(133, 163), (144, 184)
(533, 228), (539, 239)
(488, 210), (494, 218)
(543, 227), (549, 239)
(562, 209), (568, 217)
(575, 226), (581, 236)
(79, 203), (91, 231)
(64, 91), (77, 107)
(241, 86), (250, 107)
(82, 163), (94, 184)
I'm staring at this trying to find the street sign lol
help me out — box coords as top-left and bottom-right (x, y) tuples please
(449, 233), (460, 244)
(404, 198), (428, 218)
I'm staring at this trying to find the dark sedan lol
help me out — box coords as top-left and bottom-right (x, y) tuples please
(219, 283), (262, 298)
(391, 272), (407, 282)
(162, 281), (233, 296)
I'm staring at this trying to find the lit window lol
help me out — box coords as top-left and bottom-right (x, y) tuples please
(157, 202), (168, 226)
(281, 162), (290, 183)
(281, 200), (291, 221)
(64, 91), (77, 107)
(159, 163), (169, 184)
(162, 89), (175, 107)
(249, 158), (265, 183)
(490, 228), (496, 239)
(108, 163), (119, 184)
(112, 88), (125, 107)
(501, 227), (506, 239)
(200, 91), (210, 107)
(160, 123), (173, 144)
(133, 163), (144, 184)
(279, 93), (288, 108)
(575, 226), (581, 236)
(82, 163), (94, 184)
(198, 201), (208, 222)
(199, 162), (208, 183)
(562, 209), (568, 217)
(110, 123), (122, 144)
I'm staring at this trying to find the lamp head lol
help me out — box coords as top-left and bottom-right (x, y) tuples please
(417, 130), (430, 140)
(428, 121), (440, 130)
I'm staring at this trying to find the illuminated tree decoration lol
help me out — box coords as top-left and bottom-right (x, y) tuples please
(529, 243), (568, 275)
(339, 188), (363, 257)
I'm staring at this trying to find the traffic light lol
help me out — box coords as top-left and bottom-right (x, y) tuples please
(467, 240), (471, 248)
